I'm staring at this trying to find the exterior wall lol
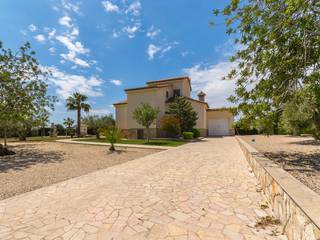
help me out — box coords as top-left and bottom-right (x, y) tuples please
(190, 100), (207, 130)
(147, 79), (191, 98)
(115, 104), (128, 129)
(127, 88), (166, 129)
(206, 110), (235, 135)
(121, 128), (157, 139)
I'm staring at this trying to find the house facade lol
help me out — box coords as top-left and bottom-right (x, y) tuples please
(113, 76), (234, 139)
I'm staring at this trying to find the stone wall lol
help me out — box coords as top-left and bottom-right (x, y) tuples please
(236, 137), (320, 240)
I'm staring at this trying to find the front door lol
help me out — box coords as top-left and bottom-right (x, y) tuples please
(137, 129), (144, 139)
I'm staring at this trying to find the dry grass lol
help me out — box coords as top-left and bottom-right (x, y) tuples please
(241, 135), (320, 195)
(0, 142), (160, 200)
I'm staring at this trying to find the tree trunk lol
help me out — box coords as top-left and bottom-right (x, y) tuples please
(4, 127), (7, 147)
(41, 124), (45, 138)
(313, 112), (320, 139)
(109, 143), (115, 151)
(146, 127), (150, 142)
(77, 107), (81, 137)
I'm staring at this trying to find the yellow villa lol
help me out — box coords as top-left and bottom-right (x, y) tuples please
(113, 76), (234, 139)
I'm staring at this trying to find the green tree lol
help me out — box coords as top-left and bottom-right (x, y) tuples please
(82, 114), (115, 139)
(0, 41), (55, 149)
(280, 91), (313, 135)
(63, 117), (75, 137)
(100, 126), (121, 151)
(167, 97), (198, 133)
(160, 115), (180, 137)
(66, 92), (91, 137)
(133, 103), (160, 141)
(214, 0), (320, 138)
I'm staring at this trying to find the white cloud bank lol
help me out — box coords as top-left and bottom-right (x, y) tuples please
(28, 24), (37, 32)
(45, 66), (104, 98)
(102, 1), (119, 13)
(34, 34), (46, 43)
(110, 79), (122, 86)
(183, 61), (237, 108)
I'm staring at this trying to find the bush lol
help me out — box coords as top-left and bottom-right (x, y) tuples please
(182, 132), (193, 140)
(192, 129), (200, 138)
(160, 115), (180, 137)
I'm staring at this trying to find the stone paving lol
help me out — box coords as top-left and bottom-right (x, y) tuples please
(0, 137), (285, 240)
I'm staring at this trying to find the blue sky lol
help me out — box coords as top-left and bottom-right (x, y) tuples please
(0, 0), (236, 123)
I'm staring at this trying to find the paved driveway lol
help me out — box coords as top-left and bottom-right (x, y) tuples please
(0, 137), (284, 240)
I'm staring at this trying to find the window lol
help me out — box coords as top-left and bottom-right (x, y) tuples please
(166, 91), (169, 99)
(173, 89), (180, 97)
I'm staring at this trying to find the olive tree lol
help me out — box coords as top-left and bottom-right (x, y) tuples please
(0, 41), (55, 150)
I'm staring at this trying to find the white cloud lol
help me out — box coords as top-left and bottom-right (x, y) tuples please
(60, 51), (90, 67)
(49, 47), (56, 53)
(122, 24), (140, 38)
(102, 1), (120, 13)
(71, 27), (79, 36)
(147, 42), (178, 60)
(89, 107), (114, 116)
(48, 28), (56, 39)
(126, 1), (141, 16)
(45, 66), (104, 98)
(28, 24), (37, 32)
(34, 34), (46, 43)
(110, 79), (122, 86)
(146, 26), (161, 39)
(61, 0), (81, 14)
(59, 16), (73, 28)
(112, 30), (120, 38)
(147, 44), (161, 60)
(56, 36), (89, 54)
(183, 61), (237, 108)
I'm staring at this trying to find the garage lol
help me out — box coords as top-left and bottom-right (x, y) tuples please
(208, 118), (230, 136)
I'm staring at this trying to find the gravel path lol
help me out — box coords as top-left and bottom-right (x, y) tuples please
(240, 135), (320, 195)
(0, 142), (159, 200)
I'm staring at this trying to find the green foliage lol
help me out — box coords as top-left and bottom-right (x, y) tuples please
(215, 0), (320, 138)
(160, 115), (180, 137)
(56, 124), (66, 136)
(168, 97), (198, 133)
(133, 103), (160, 141)
(192, 129), (200, 139)
(100, 126), (121, 151)
(182, 132), (194, 140)
(63, 117), (75, 137)
(66, 92), (91, 137)
(0, 41), (55, 147)
(82, 114), (115, 138)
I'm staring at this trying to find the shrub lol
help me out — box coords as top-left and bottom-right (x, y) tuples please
(99, 126), (121, 151)
(182, 132), (193, 140)
(160, 115), (180, 137)
(192, 128), (200, 138)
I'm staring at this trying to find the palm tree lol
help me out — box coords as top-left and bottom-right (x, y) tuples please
(66, 93), (91, 137)
(63, 117), (75, 137)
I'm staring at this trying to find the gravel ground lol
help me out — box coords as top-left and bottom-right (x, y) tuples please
(240, 135), (320, 195)
(0, 142), (160, 200)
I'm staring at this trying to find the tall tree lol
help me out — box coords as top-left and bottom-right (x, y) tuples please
(82, 114), (115, 138)
(214, 0), (320, 138)
(66, 92), (91, 137)
(133, 103), (160, 141)
(63, 117), (75, 137)
(167, 97), (198, 133)
(0, 41), (55, 148)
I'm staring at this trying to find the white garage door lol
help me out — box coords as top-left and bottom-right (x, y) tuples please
(208, 118), (230, 136)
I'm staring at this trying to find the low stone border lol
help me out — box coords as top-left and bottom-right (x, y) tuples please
(236, 136), (320, 240)
(55, 139), (175, 150)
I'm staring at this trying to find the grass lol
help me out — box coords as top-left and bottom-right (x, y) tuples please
(74, 137), (187, 147)
(1, 136), (70, 143)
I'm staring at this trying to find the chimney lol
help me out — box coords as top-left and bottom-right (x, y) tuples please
(197, 91), (206, 102)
